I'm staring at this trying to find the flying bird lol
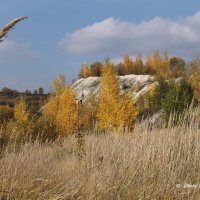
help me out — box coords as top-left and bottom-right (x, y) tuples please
(0, 16), (28, 42)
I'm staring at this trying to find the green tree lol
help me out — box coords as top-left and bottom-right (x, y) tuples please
(161, 80), (193, 124)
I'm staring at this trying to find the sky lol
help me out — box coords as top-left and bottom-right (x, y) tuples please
(1, 0), (200, 92)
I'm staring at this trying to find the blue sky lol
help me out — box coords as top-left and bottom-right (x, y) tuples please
(1, 0), (200, 92)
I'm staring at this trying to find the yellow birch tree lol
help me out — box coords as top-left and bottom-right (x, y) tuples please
(152, 51), (161, 75)
(159, 51), (170, 78)
(8, 98), (29, 142)
(56, 86), (78, 136)
(97, 61), (120, 131)
(83, 64), (91, 78)
(144, 54), (154, 74)
(118, 90), (138, 132)
(124, 54), (133, 75)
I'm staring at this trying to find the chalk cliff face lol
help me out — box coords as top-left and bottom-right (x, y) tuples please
(71, 74), (155, 102)
(38, 75), (155, 113)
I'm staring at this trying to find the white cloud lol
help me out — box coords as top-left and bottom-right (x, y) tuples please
(0, 40), (40, 67)
(60, 12), (200, 59)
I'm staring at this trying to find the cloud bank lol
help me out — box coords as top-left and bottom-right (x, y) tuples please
(60, 12), (200, 59)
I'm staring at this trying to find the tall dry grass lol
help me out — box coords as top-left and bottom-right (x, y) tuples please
(1, 108), (200, 199)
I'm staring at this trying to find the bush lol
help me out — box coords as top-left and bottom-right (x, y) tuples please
(148, 78), (193, 125)
(148, 78), (170, 112)
(0, 105), (13, 124)
(161, 79), (193, 124)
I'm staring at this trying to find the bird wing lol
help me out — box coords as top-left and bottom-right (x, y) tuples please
(0, 16), (28, 42)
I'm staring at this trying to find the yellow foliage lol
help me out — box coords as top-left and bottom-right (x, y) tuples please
(7, 98), (30, 142)
(145, 55), (154, 74)
(118, 91), (138, 132)
(53, 74), (66, 96)
(149, 83), (158, 97)
(43, 95), (58, 120)
(0, 105), (13, 124)
(44, 74), (67, 121)
(56, 86), (78, 136)
(124, 54), (134, 74)
(159, 51), (170, 78)
(191, 72), (200, 103)
(152, 51), (161, 74)
(83, 64), (91, 78)
(14, 99), (29, 124)
(82, 94), (98, 130)
(133, 54), (143, 74)
(97, 61), (120, 131)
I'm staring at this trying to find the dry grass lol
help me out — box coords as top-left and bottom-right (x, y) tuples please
(1, 108), (200, 199)
(0, 17), (28, 42)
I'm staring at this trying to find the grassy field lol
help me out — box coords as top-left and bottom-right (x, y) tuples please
(1, 108), (200, 199)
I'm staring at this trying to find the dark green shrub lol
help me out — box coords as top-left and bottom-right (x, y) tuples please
(161, 79), (193, 124)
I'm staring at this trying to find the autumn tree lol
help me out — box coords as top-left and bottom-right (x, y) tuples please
(53, 74), (66, 96)
(7, 98), (30, 142)
(124, 54), (134, 75)
(78, 66), (84, 78)
(56, 86), (78, 137)
(97, 61), (120, 131)
(133, 54), (143, 74)
(44, 74), (66, 121)
(79, 64), (91, 78)
(144, 55), (154, 74)
(85, 94), (99, 130)
(152, 51), (161, 75)
(38, 74), (66, 141)
(75, 93), (99, 131)
(14, 98), (29, 124)
(115, 63), (125, 76)
(83, 64), (91, 78)
(43, 95), (58, 120)
(191, 73), (200, 103)
(158, 51), (170, 79)
(90, 61), (103, 77)
(118, 90), (138, 132)
(170, 57), (185, 78)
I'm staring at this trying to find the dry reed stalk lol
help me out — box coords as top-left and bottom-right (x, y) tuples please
(0, 16), (28, 42)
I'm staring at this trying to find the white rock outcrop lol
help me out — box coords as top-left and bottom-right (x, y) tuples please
(71, 74), (155, 102)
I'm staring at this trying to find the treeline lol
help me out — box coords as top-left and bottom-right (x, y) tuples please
(0, 86), (45, 97)
(0, 87), (48, 113)
(79, 51), (186, 79)
(1, 53), (200, 149)
(0, 63), (138, 149)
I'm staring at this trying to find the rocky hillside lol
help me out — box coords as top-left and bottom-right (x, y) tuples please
(71, 74), (156, 102)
